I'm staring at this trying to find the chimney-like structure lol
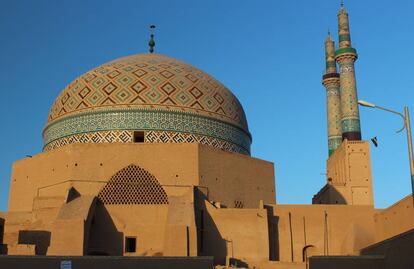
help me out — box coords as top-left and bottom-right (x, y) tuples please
(323, 32), (342, 156)
(335, 4), (361, 140)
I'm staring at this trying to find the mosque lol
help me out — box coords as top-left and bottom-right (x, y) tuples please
(0, 4), (413, 269)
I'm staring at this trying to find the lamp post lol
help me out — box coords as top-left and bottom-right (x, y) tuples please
(358, 100), (414, 205)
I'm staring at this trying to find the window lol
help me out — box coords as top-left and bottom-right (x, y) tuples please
(0, 225), (3, 244)
(125, 237), (137, 253)
(133, 131), (145, 143)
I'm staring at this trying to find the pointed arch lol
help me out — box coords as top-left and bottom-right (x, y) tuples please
(97, 164), (168, 205)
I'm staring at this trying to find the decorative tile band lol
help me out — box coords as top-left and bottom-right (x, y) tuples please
(338, 57), (361, 139)
(325, 80), (343, 156)
(335, 47), (357, 57)
(146, 130), (248, 155)
(328, 136), (342, 156)
(341, 118), (361, 133)
(43, 129), (249, 155)
(339, 34), (351, 42)
(43, 130), (133, 151)
(43, 108), (251, 153)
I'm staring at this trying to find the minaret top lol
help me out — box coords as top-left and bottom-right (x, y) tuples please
(339, 0), (347, 12)
(337, 1), (351, 49)
(324, 31), (338, 75)
(148, 25), (156, 53)
(326, 30), (332, 42)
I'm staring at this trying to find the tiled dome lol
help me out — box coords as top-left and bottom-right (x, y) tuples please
(43, 54), (251, 154)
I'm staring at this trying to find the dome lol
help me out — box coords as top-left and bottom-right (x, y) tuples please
(43, 54), (251, 155)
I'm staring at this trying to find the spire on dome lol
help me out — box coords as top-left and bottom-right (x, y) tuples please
(148, 25), (156, 53)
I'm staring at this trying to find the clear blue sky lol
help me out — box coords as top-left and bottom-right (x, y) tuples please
(1, 0), (413, 210)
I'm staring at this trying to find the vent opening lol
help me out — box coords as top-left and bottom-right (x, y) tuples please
(234, 200), (244, 208)
(125, 237), (136, 253)
(133, 131), (145, 143)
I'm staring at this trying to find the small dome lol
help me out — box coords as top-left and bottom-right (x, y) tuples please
(43, 54), (251, 154)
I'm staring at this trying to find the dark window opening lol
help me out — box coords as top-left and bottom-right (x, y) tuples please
(133, 131), (145, 143)
(0, 224), (3, 244)
(125, 237), (137, 253)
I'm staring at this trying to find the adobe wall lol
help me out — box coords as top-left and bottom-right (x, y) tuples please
(6, 143), (276, 257)
(373, 195), (414, 242)
(8, 143), (275, 212)
(313, 140), (374, 205)
(269, 204), (377, 262)
(86, 186), (197, 257)
(87, 204), (169, 256)
(1, 212), (30, 244)
(200, 200), (269, 265)
(8, 143), (200, 212)
(0, 256), (214, 269)
(198, 144), (275, 208)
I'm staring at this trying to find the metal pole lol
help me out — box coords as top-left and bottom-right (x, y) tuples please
(359, 100), (414, 205)
(404, 107), (414, 205)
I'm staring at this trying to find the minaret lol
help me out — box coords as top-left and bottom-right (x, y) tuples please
(323, 32), (342, 156)
(335, 3), (361, 140)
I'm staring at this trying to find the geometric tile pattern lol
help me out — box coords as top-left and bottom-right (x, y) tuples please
(145, 130), (249, 155)
(43, 129), (248, 155)
(44, 53), (251, 155)
(97, 164), (169, 205)
(47, 54), (248, 130)
(324, 79), (342, 156)
(337, 55), (361, 135)
(43, 108), (251, 154)
(43, 130), (133, 151)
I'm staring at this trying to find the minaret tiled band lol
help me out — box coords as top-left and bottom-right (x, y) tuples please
(335, 5), (361, 141)
(323, 33), (342, 156)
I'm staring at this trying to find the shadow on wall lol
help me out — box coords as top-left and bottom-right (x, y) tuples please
(329, 185), (347, 204)
(229, 258), (249, 268)
(361, 228), (414, 269)
(314, 184), (347, 204)
(18, 230), (51, 255)
(66, 187), (81, 203)
(265, 205), (279, 261)
(87, 202), (124, 256)
(195, 189), (228, 265)
(0, 245), (7, 255)
(0, 218), (5, 254)
(0, 218), (4, 244)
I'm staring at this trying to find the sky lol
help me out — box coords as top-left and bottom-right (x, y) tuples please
(0, 0), (413, 210)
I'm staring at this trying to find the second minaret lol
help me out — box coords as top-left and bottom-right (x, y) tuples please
(323, 32), (342, 156)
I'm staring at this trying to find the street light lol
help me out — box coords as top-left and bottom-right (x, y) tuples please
(358, 100), (414, 205)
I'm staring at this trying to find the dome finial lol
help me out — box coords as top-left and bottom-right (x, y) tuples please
(149, 25), (156, 53)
